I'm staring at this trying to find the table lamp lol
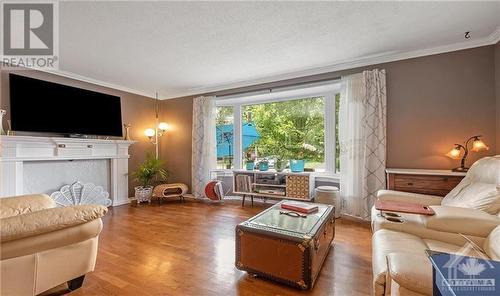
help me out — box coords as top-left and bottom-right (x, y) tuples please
(446, 135), (489, 172)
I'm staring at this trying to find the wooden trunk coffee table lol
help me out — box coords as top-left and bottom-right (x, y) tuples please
(235, 201), (335, 290)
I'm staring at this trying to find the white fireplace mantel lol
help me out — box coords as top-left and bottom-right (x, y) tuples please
(0, 135), (135, 206)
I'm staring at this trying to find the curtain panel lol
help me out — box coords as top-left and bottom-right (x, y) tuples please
(191, 96), (217, 199)
(339, 69), (387, 220)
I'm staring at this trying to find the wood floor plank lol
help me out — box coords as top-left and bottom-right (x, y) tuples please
(67, 200), (372, 296)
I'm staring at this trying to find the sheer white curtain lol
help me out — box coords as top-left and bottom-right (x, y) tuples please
(192, 96), (217, 199)
(339, 69), (387, 220)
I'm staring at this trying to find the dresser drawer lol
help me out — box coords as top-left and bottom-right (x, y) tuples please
(388, 174), (463, 196)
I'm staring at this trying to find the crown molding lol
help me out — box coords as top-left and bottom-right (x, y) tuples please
(488, 26), (500, 44)
(181, 26), (500, 99)
(26, 26), (500, 100)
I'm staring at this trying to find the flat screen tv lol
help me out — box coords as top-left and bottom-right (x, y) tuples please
(9, 74), (123, 137)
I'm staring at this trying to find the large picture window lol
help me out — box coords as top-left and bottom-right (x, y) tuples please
(215, 83), (340, 174)
(242, 97), (325, 171)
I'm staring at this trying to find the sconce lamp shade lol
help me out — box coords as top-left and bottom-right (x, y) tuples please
(471, 138), (489, 152)
(158, 122), (169, 131)
(144, 128), (155, 138)
(446, 147), (462, 160)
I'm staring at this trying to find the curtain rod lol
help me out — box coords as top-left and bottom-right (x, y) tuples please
(214, 76), (342, 99)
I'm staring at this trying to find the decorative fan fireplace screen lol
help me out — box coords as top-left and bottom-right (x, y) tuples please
(50, 181), (112, 207)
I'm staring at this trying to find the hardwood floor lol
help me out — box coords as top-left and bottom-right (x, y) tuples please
(68, 200), (373, 296)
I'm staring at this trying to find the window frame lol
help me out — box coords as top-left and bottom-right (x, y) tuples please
(215, 82), (341, 176)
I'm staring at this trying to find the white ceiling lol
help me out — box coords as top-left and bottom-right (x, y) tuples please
(57, 1), (500, 99)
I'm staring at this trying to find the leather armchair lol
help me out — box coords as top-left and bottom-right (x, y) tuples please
(372, 225), (500, 296)
(372, 155), (500, 245)
(0, 194), (107, 296)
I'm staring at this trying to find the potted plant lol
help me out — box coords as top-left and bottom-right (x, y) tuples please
(245, 151), (256, 170)
(258, 158), (270, 171)
(290, 143), (317, 172)
(133, 153), (168, 202)
(273, 146), (288, 172)
(275, 157), (287, 172)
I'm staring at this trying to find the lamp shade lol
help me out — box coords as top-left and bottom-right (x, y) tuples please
(144, 128), (155, 137)
(471, 138), (489, 152)
(158, 122), (169, 131)
(446, 147), (461, 159)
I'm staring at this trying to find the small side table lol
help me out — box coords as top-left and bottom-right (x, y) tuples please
(153, 183), (189, 204)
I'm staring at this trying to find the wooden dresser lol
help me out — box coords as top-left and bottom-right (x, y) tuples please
(386, 169), (466, 196)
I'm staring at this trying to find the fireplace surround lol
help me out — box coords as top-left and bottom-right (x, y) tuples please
(0, 135), (134, 206)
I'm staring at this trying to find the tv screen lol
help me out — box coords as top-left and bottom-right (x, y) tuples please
(9, 74), (123, 137)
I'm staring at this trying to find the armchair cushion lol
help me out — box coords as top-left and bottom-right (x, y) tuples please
(376, 190), (442, 206)
(0, 194), (56, 219)
(1, 204), (107, 242)
(423, 206), (500, 238)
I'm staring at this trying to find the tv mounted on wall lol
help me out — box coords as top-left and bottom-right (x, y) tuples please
(9, 74), (123, 137)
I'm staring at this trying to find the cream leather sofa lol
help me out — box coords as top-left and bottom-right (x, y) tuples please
(372, 155), (500, 245)
(372, 225), (500, 296)
(371, 155), (500, 295)
(0, 194), (107, 296)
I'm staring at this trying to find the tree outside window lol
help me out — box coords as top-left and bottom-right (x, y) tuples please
(242, 97), (325, 171)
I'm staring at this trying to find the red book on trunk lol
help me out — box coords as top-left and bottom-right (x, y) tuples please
(281, 201), (318, 214)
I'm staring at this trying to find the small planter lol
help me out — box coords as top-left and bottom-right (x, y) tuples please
(245, 161), (255, 170)
(134, 186), (153, 203)
(259, 161), (269, 171)
(290, 160), (305, 172)
(275, 159), (287, 172)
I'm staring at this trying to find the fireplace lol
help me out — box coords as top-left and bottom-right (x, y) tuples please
(0, 135), (134, 206)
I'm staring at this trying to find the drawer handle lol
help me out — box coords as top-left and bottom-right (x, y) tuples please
(57, 144), (66, 148)
(279, 211), (306, 218)
(407, 182), (413, 186)
(87, 145), (93, 148)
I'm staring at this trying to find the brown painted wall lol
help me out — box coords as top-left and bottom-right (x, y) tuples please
(162, 45), (498, 189)
(495, 41), (500, 154)
(0, 69), (158, 196)
(159, 97), (193, 188)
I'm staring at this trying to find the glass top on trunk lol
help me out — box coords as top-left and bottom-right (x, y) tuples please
(248, 202), (330, 235)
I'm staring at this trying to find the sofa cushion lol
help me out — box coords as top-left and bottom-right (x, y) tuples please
(372, 229), (428, 296)
(387, 253), (433, 295)
(441, 156), (500, 214)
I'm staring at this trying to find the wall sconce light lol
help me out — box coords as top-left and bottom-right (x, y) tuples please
(144, 92), (169, 159)
(446, 135), (489, 172)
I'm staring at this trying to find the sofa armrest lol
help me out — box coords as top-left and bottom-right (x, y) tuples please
(377, 190), (443, 206)
(1, 218), (103, 260)
(1, 205), (107, 242)
(423, 206), (500, 238)
(0, 194), (56, 218)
